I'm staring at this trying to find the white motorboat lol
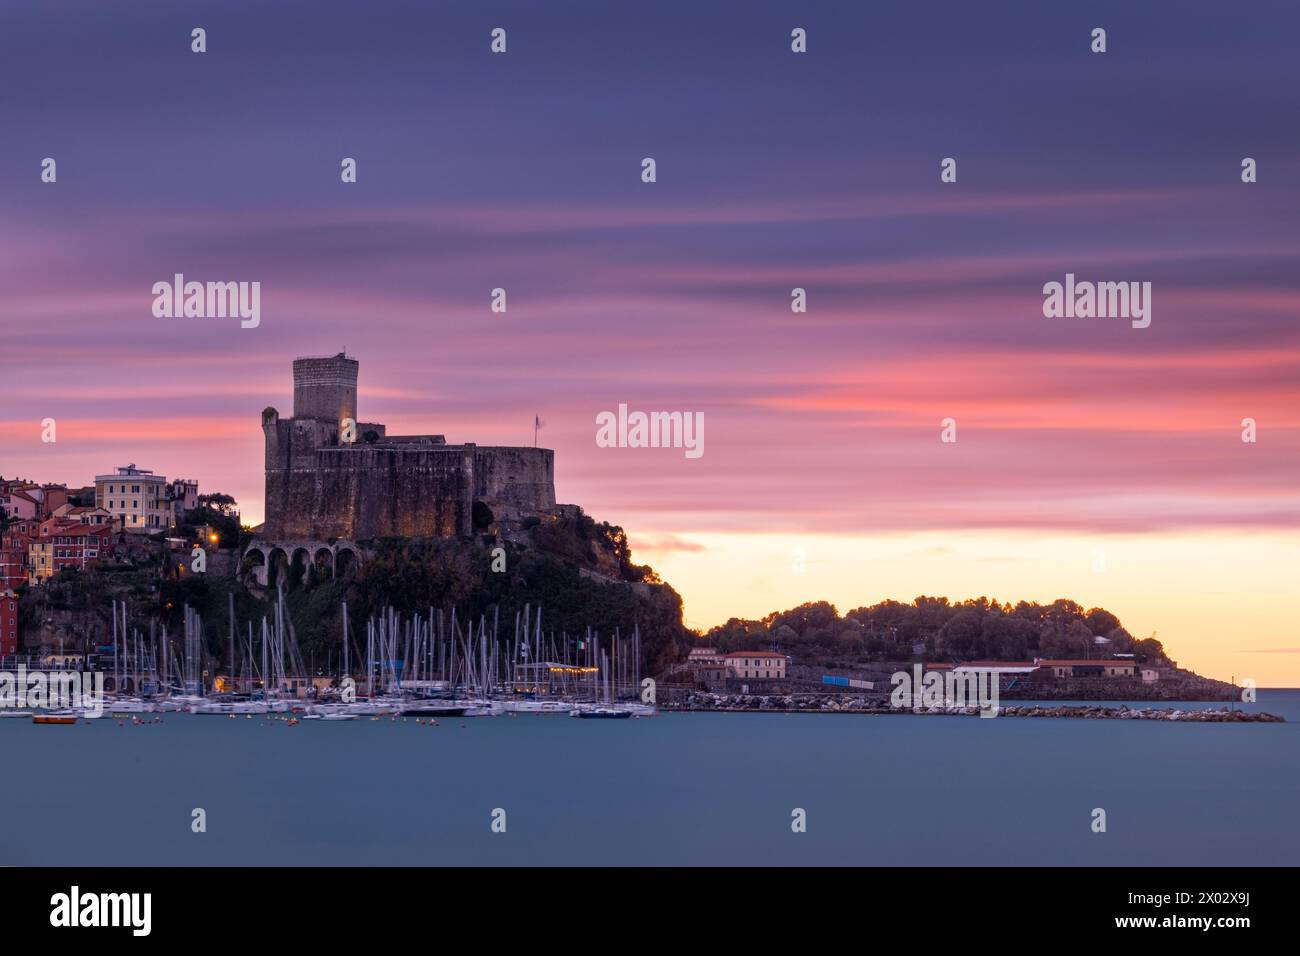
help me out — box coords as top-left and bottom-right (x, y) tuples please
(503, 699), (570, 715)
(192, 700), (270, 715)
(105, 697), (155, 714)
(457, 698), (506, 717)
(342, 698), (403, 716)
(156, 695), (204, 712)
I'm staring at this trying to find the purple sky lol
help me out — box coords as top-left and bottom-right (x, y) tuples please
(2, 2), (1298, 675)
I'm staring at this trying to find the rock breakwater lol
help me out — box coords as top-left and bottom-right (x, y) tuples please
(664, 692), (1283, 722)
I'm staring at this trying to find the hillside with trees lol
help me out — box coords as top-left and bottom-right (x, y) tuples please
(703, 597), (1168, 665)
(16, 489), (1168, 678)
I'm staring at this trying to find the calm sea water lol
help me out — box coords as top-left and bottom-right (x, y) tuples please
(3, 691), (1296, 866)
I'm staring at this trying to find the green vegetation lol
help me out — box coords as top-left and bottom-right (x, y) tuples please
(527, 510), (660, 583)
(705, 597), (1166, 664)
(19, 502), (1165, 678)
(334, 535), (685, 672)
(173, 491), (246, 550)
(28, 508), (693, 672)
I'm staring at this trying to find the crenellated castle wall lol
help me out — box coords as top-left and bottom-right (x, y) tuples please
(261, 356), (555, 541)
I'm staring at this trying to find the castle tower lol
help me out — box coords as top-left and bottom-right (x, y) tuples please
(259, 353), (554, 543)
(292, 353), (358, 424)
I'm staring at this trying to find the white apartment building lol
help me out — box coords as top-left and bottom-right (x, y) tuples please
(95, 464), (169, 533)
(725, 651), (787, 680)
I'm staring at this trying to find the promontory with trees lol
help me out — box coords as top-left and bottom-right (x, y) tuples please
(18, 493), (1192, 686)
(704, 597), (1169, 667)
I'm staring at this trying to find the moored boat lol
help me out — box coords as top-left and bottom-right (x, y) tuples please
(105, 697), (154, 714)
(571, 707), (633, 719)
(458, 699), (506, 717)
(192, 700), (270, 715)
(33, 712), (79, 725)
(503, 699), (570, 715)
(400, 704), (468, 717)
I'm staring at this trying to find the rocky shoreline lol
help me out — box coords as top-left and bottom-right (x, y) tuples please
(664, 692), (1284, 722)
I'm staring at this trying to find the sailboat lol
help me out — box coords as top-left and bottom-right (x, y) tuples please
(569, 642), (636, 717)
(399, 701), (468, 717)
(571, 706), (632, 719)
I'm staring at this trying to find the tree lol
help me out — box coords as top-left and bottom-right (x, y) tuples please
(1134, 637), (1166, 662)
(1084, 607), (1121, 636)
(763, 602), (841, 649)
(704, 617), (768, 653)
(1104, 626), (1135, 654)
(1040, 620), (1093, 659)
(936, 609), (982, 658)
(197, 493), (237, 516)
(1044, 599), (1086, 626)
(981, 613), (1035, 660)
(180, 499), (240, 550)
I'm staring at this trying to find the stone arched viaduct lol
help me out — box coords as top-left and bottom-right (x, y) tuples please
(241, 540), (364, 588)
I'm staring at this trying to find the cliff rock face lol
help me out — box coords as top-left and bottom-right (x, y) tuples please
(24, 608), (106, 651)
(261, 355), (555, 540)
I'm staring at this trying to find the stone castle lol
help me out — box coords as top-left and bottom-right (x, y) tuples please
(261, 354), (555, 540)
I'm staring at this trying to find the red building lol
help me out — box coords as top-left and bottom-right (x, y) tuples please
(27, 521), (114, 583)
(0, 519), (37, 590)
(0, 589), (17, 657)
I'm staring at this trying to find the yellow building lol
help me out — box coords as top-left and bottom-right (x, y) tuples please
(28, 540), (54, 583)
(95, 464), (169, 533)
(1041, 659), (1137, 678)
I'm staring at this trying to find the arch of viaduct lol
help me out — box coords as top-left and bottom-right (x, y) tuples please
(241, 539), (365, 589)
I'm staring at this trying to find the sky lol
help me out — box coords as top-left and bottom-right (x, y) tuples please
(1, 1), (1298, 683)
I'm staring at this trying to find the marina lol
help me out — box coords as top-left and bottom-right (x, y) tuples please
(3, 597), (655, 723)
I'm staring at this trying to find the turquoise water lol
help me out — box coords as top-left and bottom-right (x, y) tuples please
(2, 690), (1296, 866)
